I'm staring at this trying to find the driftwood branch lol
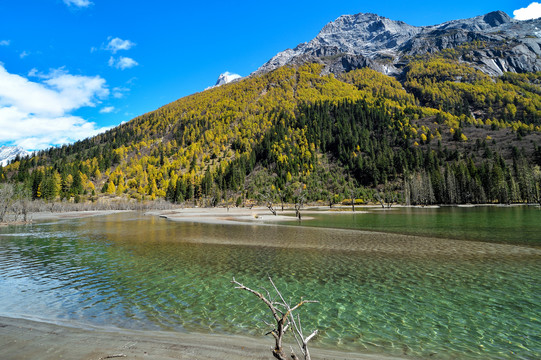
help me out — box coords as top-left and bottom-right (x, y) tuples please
(99, 354), (126, 360)
(232, 277), (319, 360)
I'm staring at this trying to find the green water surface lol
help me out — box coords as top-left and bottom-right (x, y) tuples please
(293, 205), (541, 246)
(0, 209), (539, 359)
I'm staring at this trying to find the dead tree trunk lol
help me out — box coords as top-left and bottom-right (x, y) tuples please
(375, 190), (385, 208)
(21, 200), (29, 222)
(387, 192), (396, 208)
(294, 192), (304, 221)
(232, 277), (318, 360)
(0, 184), (15, 223)
(349, 189), (356, 212)
(262, 192), (277, 216)
(267, 202), (277, 216)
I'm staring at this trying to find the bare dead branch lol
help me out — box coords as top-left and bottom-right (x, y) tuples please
(232, 277), (319, 360)
(232, 278), (280, 323)
(305, 330), (318, 343)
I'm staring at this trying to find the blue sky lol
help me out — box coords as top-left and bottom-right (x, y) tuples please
(0, 0), (538, 150)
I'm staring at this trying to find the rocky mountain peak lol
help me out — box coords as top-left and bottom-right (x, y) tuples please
(314, 12), (421, 53)
(436, 10), (512, 31)
(483, 10), (511, 27)
(318, 12), (411, 35)
(255, 10), (541, 77)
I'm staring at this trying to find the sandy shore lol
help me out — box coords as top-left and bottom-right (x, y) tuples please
(1, 210), (132, 227)
(0, 316), (406, 360)
(146, 206), (311, 225)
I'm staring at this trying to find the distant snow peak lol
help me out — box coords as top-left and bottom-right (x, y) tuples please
(205, 72), (243, 91)
(0, 146), (30, 166)
(215, 72), (242, 86)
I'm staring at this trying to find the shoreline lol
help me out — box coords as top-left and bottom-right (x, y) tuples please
(4, 206), (538, 257)
(0, 210), (130, 227)
(0, 315), (406, 360)
(2, 202), (538, 227)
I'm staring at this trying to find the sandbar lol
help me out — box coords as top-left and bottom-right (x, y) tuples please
(147, 207), (541, 257)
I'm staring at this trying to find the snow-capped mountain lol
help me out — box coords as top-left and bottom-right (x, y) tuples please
(215, 72), (242, 86)
(206, 72), (242, 90)
(0, 146), (30, 166)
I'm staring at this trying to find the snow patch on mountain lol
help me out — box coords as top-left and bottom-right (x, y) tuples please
(0, 146), (30, 166)
(206, 72), (243, 90)
(215, 72), (242, 86)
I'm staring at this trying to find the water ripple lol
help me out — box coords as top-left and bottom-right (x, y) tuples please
(0, 212), (540, 359)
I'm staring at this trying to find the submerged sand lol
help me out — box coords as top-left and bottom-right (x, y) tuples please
(147, 207), (541, 257)
(1, 207), (411, 360)
(0, 316), (405, 360)
(30, 210), (131, 221)
(3, 206), (539, 359)
(1, 210), (130, 226)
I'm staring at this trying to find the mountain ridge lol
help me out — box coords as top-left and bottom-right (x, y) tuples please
(256, 10), (541, 77)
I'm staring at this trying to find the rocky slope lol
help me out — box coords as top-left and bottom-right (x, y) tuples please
(256, 11), (541, 77)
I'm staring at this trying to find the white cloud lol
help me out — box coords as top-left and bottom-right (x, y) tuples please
(20, 51), (29, 59)
(63, 0), (93, 8)
(117, 57), (138, 69)
(0, 65), (110, 150)
(108, 56), (139, 70)
(106, 37), (135, 53)
(99, 106), (115, 114)
(0, 66), (108, 116)
(112, 86), (130, 98)
(514, 2), (541, 20)
(0, 40), (10, 46)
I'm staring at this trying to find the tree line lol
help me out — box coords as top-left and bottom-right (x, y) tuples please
(1, 60), (541, 207)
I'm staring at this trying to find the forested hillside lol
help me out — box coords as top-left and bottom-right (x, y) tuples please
(2, 56), (541, 206)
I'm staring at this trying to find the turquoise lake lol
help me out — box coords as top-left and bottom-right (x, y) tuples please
(0, 206), (539, 359)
